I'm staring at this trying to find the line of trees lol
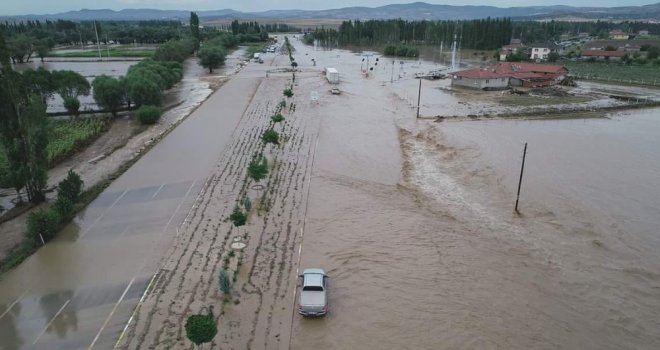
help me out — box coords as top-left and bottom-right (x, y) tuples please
(306, 19), (660, 51)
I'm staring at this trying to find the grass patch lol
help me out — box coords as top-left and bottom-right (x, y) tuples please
(48, 48), (154, 58)
(564, 61), (660, 86)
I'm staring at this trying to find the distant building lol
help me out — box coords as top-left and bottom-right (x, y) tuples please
(499, 41), (525, 61)
(639, 30), (650, 36)
(609, 30), (630, 40)
(451, 62), (568, 90)
(581, 50), (626, 60)
(579, 32), (591, 38)
(528, 43), (556, 60)
(624, 44), (641, 52)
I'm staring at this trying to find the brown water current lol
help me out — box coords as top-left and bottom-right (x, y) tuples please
(293, 40), (660, 349)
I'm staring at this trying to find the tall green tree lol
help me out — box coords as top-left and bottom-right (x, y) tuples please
(190, 12), (200, 51)
(0, 31), (49, 202)
(92, 75), (124, 116)
(22, 67), (56, 104)
(198, 46), (225, 73)
(52, 70), (90, 100)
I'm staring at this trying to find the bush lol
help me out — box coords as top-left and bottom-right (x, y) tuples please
(271, 113), (285, 123)
(26, 209), (59, 247)
(283, 88), (293, 97)
(53, 196), (74, 224)
(229, 206), (247, 227)
(219, 269), (232, 295)
(136, 105), (161, 125)
(63, 97), (80, 116)
(247, 156), (268, 181)
(262, 129), (280, 145)
(185, 313), (217, 347)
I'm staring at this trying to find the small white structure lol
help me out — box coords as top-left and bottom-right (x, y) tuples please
(530, 47), (551, 60)
(325, 67), (339, 84)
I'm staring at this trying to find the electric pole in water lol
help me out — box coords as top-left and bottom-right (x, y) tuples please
(515, 142), (528, 213)
(416, 79), (422, 118)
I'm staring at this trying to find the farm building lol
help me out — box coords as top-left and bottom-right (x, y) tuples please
(451, 62), (568, 90)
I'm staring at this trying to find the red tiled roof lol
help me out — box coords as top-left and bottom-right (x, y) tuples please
(453, 68), (510, 79)
(495, 62), (567, 74)
(581, 50), (625, 57)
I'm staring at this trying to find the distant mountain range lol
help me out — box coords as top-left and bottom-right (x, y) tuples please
(3, 2), (660, 22)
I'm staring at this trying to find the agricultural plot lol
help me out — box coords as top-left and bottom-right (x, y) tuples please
(47, 118), (108, 165)
(565, 61), (660, 86)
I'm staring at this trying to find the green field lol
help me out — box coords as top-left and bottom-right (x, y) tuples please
(0, 118), (108, 187)
(48, 48), (154, 58)
(564, 61), (660, 86)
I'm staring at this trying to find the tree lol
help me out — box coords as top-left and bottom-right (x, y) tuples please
(185, 312), (217, 349)
(63, 96), (80, 116)
(92, 75), (124, 116)
(57, 169), (83, 203)
(34, 38), (54, 62)
(26, 209), (59, 246)
(7, 34), (33, 63)
(548, 52), (560, 62)
(22, 67), (56, 104)
(52, 70), (90, 100)
(283, 88), (293, 97)
(126, 76), (161, 107)
(190, 12), (200, 51)
(262, 129), (279, 145)
(247, 155), (268, 181)
(198, 46), (225, 73)
(0, 64), (50, 202)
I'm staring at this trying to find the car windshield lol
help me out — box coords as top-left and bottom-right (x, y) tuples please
(303, 286), (323, 291)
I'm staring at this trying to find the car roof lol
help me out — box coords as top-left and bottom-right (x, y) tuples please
(303, 273), (323, 287)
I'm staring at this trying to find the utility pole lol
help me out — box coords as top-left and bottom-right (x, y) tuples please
(514, 142), (528, 213)
(105, 34), (110, 58)
(416, 79), (422, 119)
(94, 21), (102, 60)
(391, 60), (395, 83)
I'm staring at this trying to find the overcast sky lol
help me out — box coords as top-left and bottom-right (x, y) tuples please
(3, 0), (657, 16)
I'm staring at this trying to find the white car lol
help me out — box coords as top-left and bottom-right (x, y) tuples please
(298, 268), (329, 317)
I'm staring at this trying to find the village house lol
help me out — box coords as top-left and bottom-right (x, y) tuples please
(623, 44), (641, 52)
(499, 39), (525, 61)
(639, 29), (650, 36)
(528, 43), (556, 60)
(581, 50), (626, 61)
(451, 62), (568, 90)
(609, 30), (630, 40)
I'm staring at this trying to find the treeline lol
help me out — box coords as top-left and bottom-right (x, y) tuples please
(306, 19), (660, 51)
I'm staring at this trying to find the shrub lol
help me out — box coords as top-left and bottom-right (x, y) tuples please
(136, 105), (161, 125)
(261, 129), (280, 145)
(63, 97), (80, 116)
(271, 113), (285, 123)
(26, 209), (59, 247)
(247, 156), (268, 181)
(53, 196), (75, 224)
(229, 206), (247, 227)
(57, 170), (84, 203)
(219, 269), (232, 295)
(185, 313), (217, 347)
(283, 88), (293, 97)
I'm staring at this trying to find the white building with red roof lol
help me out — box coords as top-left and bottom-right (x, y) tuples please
(451, 62), (569, 90)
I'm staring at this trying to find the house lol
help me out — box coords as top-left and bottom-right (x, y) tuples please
(579, 32), (591, 38)
(451, 62), (568, 90)
(639, 30), (650, 36)
(581, 50), (625, 61)
(528, 43), (556, 60)
(451, 69), (510, 90)
(499, 41), (525, 61)
(609, 30), (630, 40)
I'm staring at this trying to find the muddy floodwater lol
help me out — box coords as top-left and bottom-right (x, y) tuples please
(297, 108), (660, 349)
